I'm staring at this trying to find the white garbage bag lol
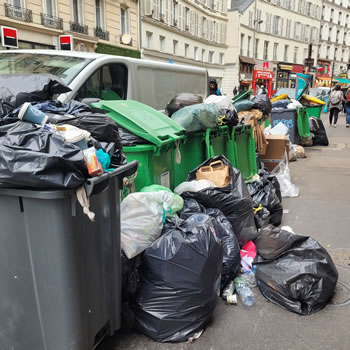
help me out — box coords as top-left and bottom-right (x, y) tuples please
(174, 180), (216, 195)
(121, 191), (184, 259)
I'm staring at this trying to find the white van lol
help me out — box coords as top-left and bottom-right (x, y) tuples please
(0, 50), (208, 110)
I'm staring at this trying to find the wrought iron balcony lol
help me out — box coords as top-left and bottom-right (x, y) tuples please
(4, 3), (32, 22)
(94, 27), (109, 41)
(70, 21), (88, 35)
(41, 13), (63, 30)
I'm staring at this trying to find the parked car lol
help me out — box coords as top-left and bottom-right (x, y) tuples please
(0, 50), (208, 111)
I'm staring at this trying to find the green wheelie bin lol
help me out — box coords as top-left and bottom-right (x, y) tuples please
(93, 100), (186, 191)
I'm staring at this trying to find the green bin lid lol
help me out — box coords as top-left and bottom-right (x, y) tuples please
(93, 100), (185, 147)
(232, 91), (252, 104)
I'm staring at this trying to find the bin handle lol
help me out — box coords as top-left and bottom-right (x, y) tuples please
(84, 161), (138, 197)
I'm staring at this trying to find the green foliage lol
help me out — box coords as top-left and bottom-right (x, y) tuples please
(96, 43), (141, 59)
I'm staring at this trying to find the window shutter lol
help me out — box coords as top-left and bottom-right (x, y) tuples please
(190, 10), (194, 33)
(152, 0), (159, 20)
(165, 0), (170, 24)
(198, 15), (202, 37)
(280, 18), (284, 36)
(182, 5), (186, 30)
(143, 0), (153, 16)
(178, 3), (183, 29)
(215, 21), (219, 42)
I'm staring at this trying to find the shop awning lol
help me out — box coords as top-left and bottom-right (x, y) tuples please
(317, 77), (332, 81)
(333, 78), (350, 84)
(239, 56), (256, 65)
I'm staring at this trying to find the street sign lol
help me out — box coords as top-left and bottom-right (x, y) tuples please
(59, 35), (73, 51)
(1, 26), (18, 48)
(304, 58), (314, 66)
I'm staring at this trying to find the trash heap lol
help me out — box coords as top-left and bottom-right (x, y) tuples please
(120, 155), (338, 343)
(0, 74), (126, 194)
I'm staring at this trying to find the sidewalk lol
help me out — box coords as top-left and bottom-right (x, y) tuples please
(99, 112), (350, 350)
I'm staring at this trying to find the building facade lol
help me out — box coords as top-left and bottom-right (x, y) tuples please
(0, 0), (139, 56)
(317, 0), (350, 86)
(140, 0), (228, 86)
(223, 0), (322, 95)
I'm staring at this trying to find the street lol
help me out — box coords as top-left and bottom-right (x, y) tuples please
(99, 113), (350, 350)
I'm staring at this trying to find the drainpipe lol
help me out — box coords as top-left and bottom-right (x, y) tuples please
(138, 0), (143, 58)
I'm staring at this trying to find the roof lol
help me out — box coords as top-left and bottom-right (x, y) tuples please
(229, 0), (255, 14)
(239, 56), (256, 65)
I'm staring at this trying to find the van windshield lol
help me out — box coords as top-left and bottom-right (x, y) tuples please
(0, 53), (92, 84)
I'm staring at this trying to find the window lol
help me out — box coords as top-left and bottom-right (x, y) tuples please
(293, 47), (298, 63)
(273, 16), (280, 36)
(254, 39), (259, 58)
(240, 34), (245, 56)
(247, 36), (251, 57)
(202, 49), (206, 62)
(185, 43), (189, 57)
(72, 0), (83, 23)
(342, 49), (345, 61)
(0, 53), (91, 84)
(284, 45), (289, 61)
(95, 0), (104, 30)
(263, 41), (269, 60)
(248, 11), (253, 27)
(173, 40), (178, 55)
(172, 0), (177, 25)
(219, 53), (224, 65)
(209, 51), (214, 63)
(146, 31), (152, 49)
(335, 47), (338, 60)
(294, 22), (301, 40)
(44, 0), (56, 17)
(121, 7), (129, 35)
(159, 36), (165, 52)
(185, 7), (190, 29)
(76, 64), (128, 101)
(303, 48), (308, 58)
(194, 46), (198, 60)
(273, 43), (278, 61)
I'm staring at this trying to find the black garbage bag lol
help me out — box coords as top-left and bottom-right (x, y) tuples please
(251, 94), (272, 116)
(253, 202), (270, 229)
(0, 74), (71, 121)
(52, 112), (122, 150)
(134, 214), (223, 343)
(218, 108), (239, 130)
(254, 225), (338, 315)
(121, 252), (142, 331)
(89, 139), (126, 167)
(0, 122), (87, 189)
(118, 126), (150, 146)
(179, 199), (241, 290)
(310, 117), (329, 146)
(166, 93), (203, 117)
(182, 156), (258, 247)
(271, 99), (290, 110)
(247, 179), (283, 227)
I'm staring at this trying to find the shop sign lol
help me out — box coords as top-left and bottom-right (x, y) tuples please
(59, 35), (73, 51)
(1, 26), (18, 48)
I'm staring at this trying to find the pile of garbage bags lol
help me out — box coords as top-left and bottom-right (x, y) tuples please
(167, 94), (238, 132)
(0, 73), (126, 190)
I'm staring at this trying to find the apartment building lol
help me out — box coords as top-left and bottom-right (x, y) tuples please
(0, 0), (139, 55)
(223, 0), (321, 94)
(318, 0), (350, 85)
(140, 0), (228, 85)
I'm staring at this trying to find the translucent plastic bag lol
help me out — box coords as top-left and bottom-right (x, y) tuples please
(272, 156), (299, 198)
(171, 103), (219, 131)
(121, 191), (184, 259)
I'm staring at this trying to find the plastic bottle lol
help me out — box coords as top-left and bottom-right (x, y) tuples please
(222, 280), (237, 304)
(241, 269), (257, 288)
(233, 276), (256, 307)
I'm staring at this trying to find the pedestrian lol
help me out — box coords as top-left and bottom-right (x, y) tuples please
(257, 85), (267, 95)
(345, 86), (350, 128)
(327, 84), (344, 127)
(233, 86), (238, 96)
(208, 78), (222, 96)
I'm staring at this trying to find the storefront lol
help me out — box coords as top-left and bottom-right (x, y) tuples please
(276, 63), (304, 90)
(239, 56), (256, 91)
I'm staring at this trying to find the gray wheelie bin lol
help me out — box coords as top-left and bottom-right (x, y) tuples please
(0, 161), (138, 350)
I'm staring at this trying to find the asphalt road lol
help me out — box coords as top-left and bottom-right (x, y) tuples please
(98, 112), (350, 350)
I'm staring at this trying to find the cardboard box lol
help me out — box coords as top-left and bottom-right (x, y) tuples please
(259, 135), (289, 172)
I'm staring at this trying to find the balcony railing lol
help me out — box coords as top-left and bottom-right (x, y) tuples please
(70, 22), (88, 35)
(41, 13), (63, 30)
(94, 27), (109, 41)
(4, 3), (32, 22)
